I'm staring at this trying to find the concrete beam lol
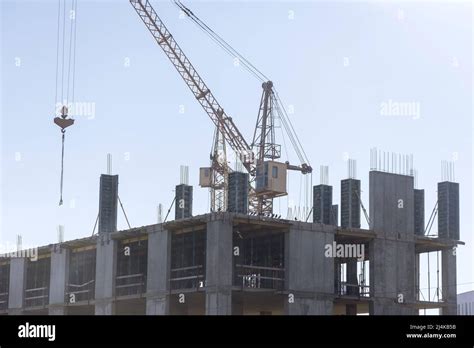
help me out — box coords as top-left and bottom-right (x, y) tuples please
(48, 245), (69, 315)
(146, 225), (171, 315)
(94, 234), (117, 315)
(285, 296), (333, 315)
(205, 216), (233, 315)
(8, 258), (27, 314)
(370, 298), (417, 315)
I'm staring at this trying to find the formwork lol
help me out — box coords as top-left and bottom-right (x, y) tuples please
(175, 184), (193, 220)
(414, 189), (425, 236)
(313, 184), (333, 224)
(341, 178), (361, 229)
(227, 172), (249, 214)
(438, 182), (460, 240)
(99, 174), (119, 234)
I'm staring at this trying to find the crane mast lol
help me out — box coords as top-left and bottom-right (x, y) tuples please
(210, 124), (228, 212)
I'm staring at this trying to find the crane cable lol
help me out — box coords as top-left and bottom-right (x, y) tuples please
(54, 0), (77, 206)
(173, 0), (311, 168)
(173, 0), (269, 83)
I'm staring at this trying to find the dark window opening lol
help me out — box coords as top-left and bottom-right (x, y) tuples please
(67, 249), (96, 303)
(116, 239), (148, 297)
(170, 230), (206, 290)
(233, 232), (285, 290)
(25, 258), (50, 308)
(0, 263), (9, 311)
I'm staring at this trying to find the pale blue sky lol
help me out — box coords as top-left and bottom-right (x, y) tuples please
(1, 0), (472, 298)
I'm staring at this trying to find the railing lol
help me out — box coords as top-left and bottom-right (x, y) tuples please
(24, 287), (49, 307)
(66, 280), (95, 303)
(234, 264), (285, 291)
(115, 273), (146, 297)
(337, 281), (370, 298)
(170, 265), (204, 290)
(0, 291), (8, 311)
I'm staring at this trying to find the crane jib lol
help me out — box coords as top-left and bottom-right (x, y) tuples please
(130, 0), (252, 164)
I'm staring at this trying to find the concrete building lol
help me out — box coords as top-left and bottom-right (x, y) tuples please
(457, 290), (474, 315)
(0, 170), (463, 315)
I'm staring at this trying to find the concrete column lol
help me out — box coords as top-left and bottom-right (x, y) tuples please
(8, 258), (27, 315)
(205, 215), (233, 315)
(415, 253), (420, 301)
(48, 245), (69, 315)
(94, 234), (117, 315)
(146, 225), (171, 315)
(441, 248), (457, 315)
(284, 222), (334, 315)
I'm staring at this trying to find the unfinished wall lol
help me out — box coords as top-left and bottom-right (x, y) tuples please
(284, 222), (334, 315)
(369, 171), (417, 315)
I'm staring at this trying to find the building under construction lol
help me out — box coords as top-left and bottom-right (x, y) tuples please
(0, 152), (462, 316)
(0, 1), (464, 316)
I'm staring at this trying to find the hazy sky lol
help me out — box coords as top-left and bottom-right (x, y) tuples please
(1, 0), (472, 300)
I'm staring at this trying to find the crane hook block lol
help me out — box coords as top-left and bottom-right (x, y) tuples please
(54, 117), (75, 131)
(60, 105), (68, 118)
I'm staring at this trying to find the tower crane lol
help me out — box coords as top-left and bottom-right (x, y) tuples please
(130, 0), (312, 214)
